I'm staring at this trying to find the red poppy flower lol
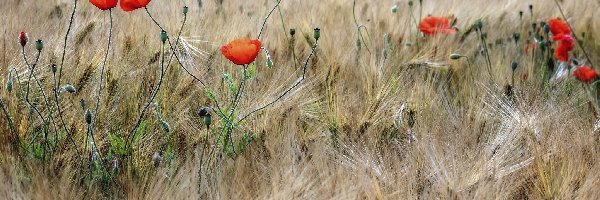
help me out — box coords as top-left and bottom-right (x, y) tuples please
(89, 0), (118, 10)
(220, 39), (262, 65)
(573, 66), (598, 84)
(554, 34), (574, 62)
(19, 32), (28, 47)
(548, 18), (571, 41)
(419, 16), (456, 36)
(120, 0), (151, 12)
(524, 42), (536, 55)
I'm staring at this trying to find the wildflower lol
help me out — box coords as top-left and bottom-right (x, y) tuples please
(554, 34), (574, 62)
(548, 18), (571, 40)
(419, 16), (456, 36)
(19, 32), (28, 47)
(120, 0), (151, 12)
(220, 39), (262, 65)
(573, 66), (598, 84)
(89, 0), (118, 10)
(524, 42), (536, 55)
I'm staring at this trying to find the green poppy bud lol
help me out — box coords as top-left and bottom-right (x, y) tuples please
(475, 20), (483, 30)
(511, 61), (518, 71)
(408, 0), (413, 7)
(203, 113), (212, 127)
(161, 119), (171, 133)
(289, 28), (296, 36)
(51, 64), (57, 74)
(6, 79), (13, 93)
(160, 30), (168, 43)
(391, 5), (398, 13)
(449, 53), (462, 60)
(61, 84), (77, 93)
(313, 28), (321, 41)
(85, 109), (92, 124)
(543, 24), (550, 34)
(183, 6), (189, 15)
(35, 39), (43, 51)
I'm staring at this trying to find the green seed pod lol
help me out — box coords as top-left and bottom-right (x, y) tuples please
(6, 79), (13, 93)
(161, 119), (171, 133)
(266, 56), (273, 68)
(289, 28), (296, 36)
(543, 24), (550, 34)
(475, 20), (483, 30)
(391, 5), (398, 13)
(80, 99), (86, 110)
(35, 39), (43, 51)
(85, 109), (92, 124)
(313, 28), (321, 41)
(449, 53), (462, 60)
(408, 0), (413, 7)
(51, 64), (57, 74)
(511, 61), (518, 71)
(183, 6), (189, 15)
(203, 113), (212, 127)
(160, 30), (168, 43)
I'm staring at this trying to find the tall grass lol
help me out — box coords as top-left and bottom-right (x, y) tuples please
(1, 0), (600, 199)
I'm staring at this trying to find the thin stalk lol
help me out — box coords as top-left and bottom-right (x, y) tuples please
(237, 40), (320, 124)
(91, 9), (113, 143)
(353, 0), (372, 54)
(257, 0), (282, 39)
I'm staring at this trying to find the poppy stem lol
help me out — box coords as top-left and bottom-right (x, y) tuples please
(89, 8), (113, 164)
(236, 40), (320, 125)
(0, 98), (22, 154)
(552, 0), (595, 70)
(257, 0), (282, 39)
(145, 7), (228, 121)
(353, 0), (372, 54)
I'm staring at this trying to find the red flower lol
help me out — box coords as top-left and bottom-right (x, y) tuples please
(19, 32), (28, 47)
(120, 0), (151, 12)
(419, 16), (456, 36)
(548, 18), (571, 41)
(554, 34), (574, 62)
(524, 42), (536, 55)
(89, 0), (118, 10)
(573, 66), (598, 84)
(220, 39), (262, 65)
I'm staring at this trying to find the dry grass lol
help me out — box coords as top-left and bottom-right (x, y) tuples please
(1, 0), (600, 199)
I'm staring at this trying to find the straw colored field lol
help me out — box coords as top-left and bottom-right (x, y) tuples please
(1, 0), (600, 199)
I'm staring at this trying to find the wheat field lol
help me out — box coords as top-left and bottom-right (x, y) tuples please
(1, 0), (600, 199)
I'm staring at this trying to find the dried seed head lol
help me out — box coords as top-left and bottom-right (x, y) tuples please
(51, 64), (57, 74)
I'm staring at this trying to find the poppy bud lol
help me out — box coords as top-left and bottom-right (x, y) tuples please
(511, 61), (518, 71)
(449, 53), (462, 60)
(51, 64), (57, 74)
(19, 32), (28, 47)
(61, 84), (77, 93)
(512, 33), (520, 43)
(543, 24), (550, 34)
(408, 0), (413, 7)
(532, 22), (537, 31)
(203, 113), (212, 127)
(80, 99), (86, 110)
(35, 40), (43, 51)
(161, 119), (171, 133)
(266, 56), (273, 68)
(529, 4), (533, 11)
(152, 152), (162, 167)
(391, 5), (398, 13)
(475, 20), (483, 30)
(6, 78), (13, 93)
(289, 28), (296, 36)
(85, 109), (92, 124)
(160, 30), (168, 43)
(183, 6), (189, 15)
(313, 28), (321, 41)
(356, 38), (362, 49)
(519, 11), (523, 18)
